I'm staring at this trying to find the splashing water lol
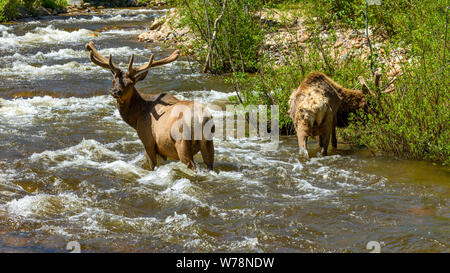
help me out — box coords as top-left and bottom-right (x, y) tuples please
(0, 8), (448, 253)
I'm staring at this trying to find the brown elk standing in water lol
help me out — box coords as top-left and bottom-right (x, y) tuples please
(289, 72), (371, 157)
(85, 42), (215, 170)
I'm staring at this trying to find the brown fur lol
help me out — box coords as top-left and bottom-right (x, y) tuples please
(289, 72), (366, 156)
(86, 43), (214, 170)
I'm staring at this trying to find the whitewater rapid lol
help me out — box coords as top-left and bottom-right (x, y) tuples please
(0, 7), (448, 253)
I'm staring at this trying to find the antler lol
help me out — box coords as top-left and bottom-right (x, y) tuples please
(85, 41), (121, 75)
(358, 76), (376, 97)
(358, 70), (386, 97)
(86, 41), (181, 77)
(127, 53), (154, 77)
(127, 49), (181, 77)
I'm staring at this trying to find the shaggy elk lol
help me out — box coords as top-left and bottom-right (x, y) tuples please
(85, 42), (215, 170)
(289, 72), (370, 157)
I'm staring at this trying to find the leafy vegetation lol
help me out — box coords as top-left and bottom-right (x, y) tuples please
(40, 0), (67, 10)
(176, 0), (449, 163)
(0, 0), (20, 22)
(0, 0), (67, 21)
(175, 0), (264, 74)
(83, 0), (172, 7)
(1, 0), (448, 162)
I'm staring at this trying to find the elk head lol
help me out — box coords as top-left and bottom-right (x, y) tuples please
(85, 41), (180, 103)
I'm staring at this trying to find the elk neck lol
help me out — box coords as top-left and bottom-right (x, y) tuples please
(338, 87), (367, 113)
(117, 87), (148, 130)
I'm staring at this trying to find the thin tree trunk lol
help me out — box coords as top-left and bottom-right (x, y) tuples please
(443, 6), (448, 69)
(365, 0), (374, 75)
(182, 0), (209, 42)
(203, 0), (212, 40)
(229, 6), (245, 72)
(313, 31), (333, 74)
(203, 0), (212, 69)
(203, 0), (227, 73)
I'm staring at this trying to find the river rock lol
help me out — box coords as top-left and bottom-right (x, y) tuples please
(353, 42), (363, 49)
(36, 7), (52, 16)
(138, 31), (160, 43)
(149, 18), (165, 30)
(334, 40), (344, 48)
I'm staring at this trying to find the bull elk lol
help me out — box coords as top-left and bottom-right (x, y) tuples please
(85, 41), (215, 170)
(289, 72), (373, 157)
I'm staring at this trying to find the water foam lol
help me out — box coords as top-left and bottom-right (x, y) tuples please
(159, 178), (202, 205)
(30, 139), (126, 170)
(164, 212), (195, 228)
(0, 25), (94, 50)
(137, 163), (177, 185)
(26, 13), (154, 26)
(0, 61), (100, 78)
(0, 46), (146, 64)
(112, 8), (169, 15)
(4, 192), (85, 218)
(0, 95), (114, 126)
(0, 25), (10, 32)
(100, 28), (143, 36)
(173, 90), (233, 103)
(230, 236), (263, 252)
(64, 14), (150, 23)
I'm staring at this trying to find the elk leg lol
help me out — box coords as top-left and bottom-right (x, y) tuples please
(331, 115), (337, 149)
(136, 122), (157, 171)
(297, 133), (309, 158)
(144, 146), (157, 170)
(200, 140), (214, 170)
(158, 154), (167, 161)
(319, 128), (331, 156)
(175, 139), (196, 170)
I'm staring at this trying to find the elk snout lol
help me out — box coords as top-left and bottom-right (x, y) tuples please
(110, 88), (122, 98)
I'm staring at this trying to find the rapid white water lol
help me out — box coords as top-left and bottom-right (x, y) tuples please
(1, 25), (96, 50)
(0, 7), (448, 253)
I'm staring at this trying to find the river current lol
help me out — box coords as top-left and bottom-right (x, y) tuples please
(0, 8), (448, 252)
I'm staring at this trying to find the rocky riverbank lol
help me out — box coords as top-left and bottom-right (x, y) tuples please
(137, 8), (409, 84)
(137, 8), (194, 50)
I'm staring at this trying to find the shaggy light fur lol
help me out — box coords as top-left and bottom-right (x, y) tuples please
(289, 72), (366, 156)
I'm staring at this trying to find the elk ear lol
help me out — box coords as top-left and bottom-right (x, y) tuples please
(134, 71), (149, 82)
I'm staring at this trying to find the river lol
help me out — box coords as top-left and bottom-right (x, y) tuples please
(0, 8), (448, 253)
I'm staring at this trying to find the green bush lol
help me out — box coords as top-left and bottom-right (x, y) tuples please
(0, 0), (68, 21)
(0, 0), (20, 22)
(231, 27), (370, 135)
(228, 0), (449, 163)
(349, 66), (449, 163)
(40, 0), (67, 10)
(176, 0), (264, 74)
(345, 0), (450, 163)
(22, 0), (38, 14)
